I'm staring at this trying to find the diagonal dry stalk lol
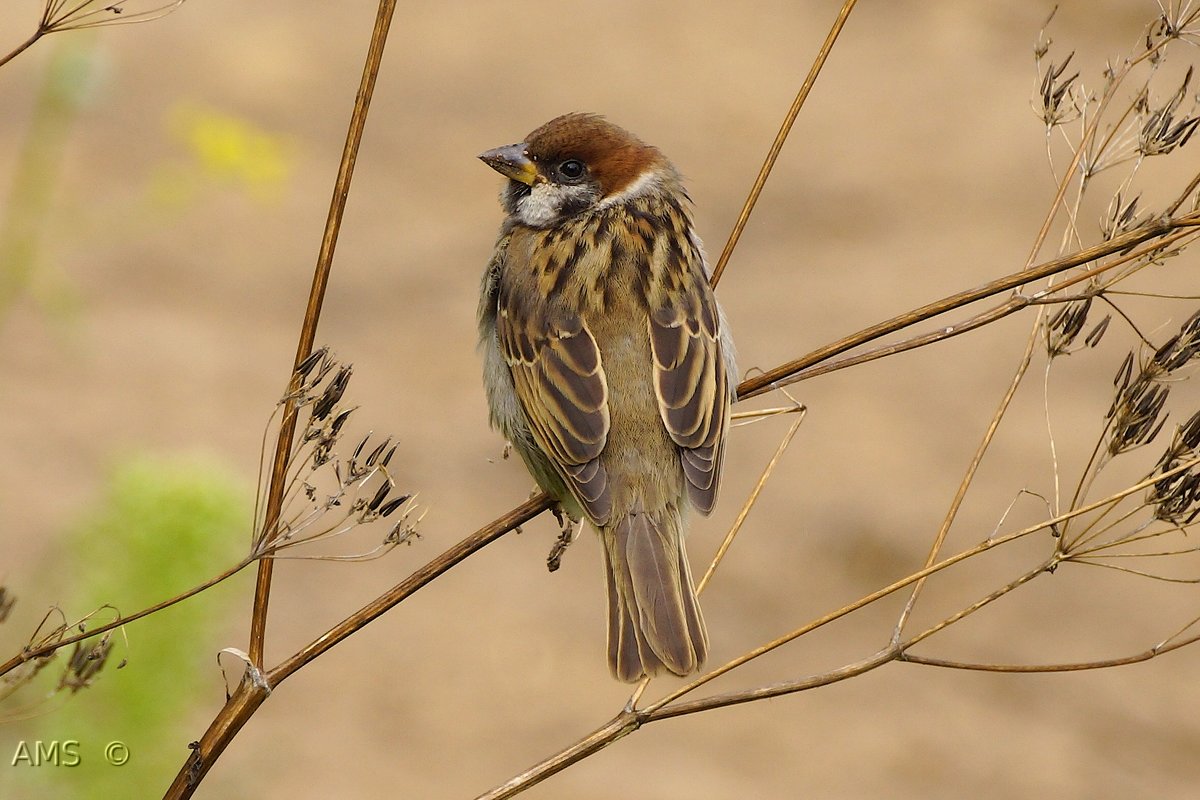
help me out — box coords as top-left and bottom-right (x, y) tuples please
(478, 449), (1200, 798)
(160, 1), (400, 795)
(708, 0), (858, 290)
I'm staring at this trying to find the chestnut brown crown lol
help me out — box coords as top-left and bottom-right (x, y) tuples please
(479, 113), (675, 227)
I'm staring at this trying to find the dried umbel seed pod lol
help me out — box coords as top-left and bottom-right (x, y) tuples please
(1152, 310), (1200, 372)
(41, 0), (187, 33)
(295, 346), (330, 383)
(1149, 410), (1200, 524)
(1046, 297), (1093, 356)
(1100, 193), (1144, 242)
(311, 366), (352, 422)
(1108, 371), (1170, 455)
(1106, 311), (1200, 456)
(1138, 67), (1200, 157)
(1084, 315), (1111, 348)
(58, 636), (113, 693)
(1038, 51), (1079, 126)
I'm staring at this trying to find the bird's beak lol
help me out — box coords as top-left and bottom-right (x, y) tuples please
(479, 143), (539, 186)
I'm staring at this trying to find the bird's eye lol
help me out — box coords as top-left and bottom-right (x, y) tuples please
(558, 159), (586, 181)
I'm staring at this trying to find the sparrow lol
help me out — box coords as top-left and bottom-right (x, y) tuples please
(477, 113), (736, 682)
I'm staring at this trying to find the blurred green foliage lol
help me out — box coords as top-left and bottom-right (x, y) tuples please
(7, 456), (249, 799)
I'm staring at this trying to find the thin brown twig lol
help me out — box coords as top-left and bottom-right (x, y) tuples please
(162, 2), (399, 796)
(891, 324), (1039, 645)
(0, 556), (255, 681)
(245, 0), (397, 668)
(268, 493), (551, 685)
(900, 629), (1200, 672)
(735, 214), (1200, 399)
(708, 0), (858, 289)
(697, 412), (804, 594)
(0, 30), (43, 70)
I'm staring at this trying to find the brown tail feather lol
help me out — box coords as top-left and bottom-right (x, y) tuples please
(602, 504), (707, 682)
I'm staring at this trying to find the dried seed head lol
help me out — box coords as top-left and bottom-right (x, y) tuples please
(1046, 297), (1093, 356)
(295, 346), (330, 383)
(58, 636), (114, 693)
(1152, 310), (1200, 371)
(1085, 314), (1112, 348)
(41, 0), (187, 33)
(1138, 67), (1200, 157)
(1107, 356), (1171, 455)
(378, 495), (411, 518)
(380, 445), (397, 467)
(311, 366), (352, 422)
(366, 480), (394, 514)
(365, 437), (392, 468)
(1149, 410), (1200, 524)
(1038, 52), (1080, 126)
(255, 345), (420, 562)
(1101, 193), (1144, 241)
(329, 408), (354, 438)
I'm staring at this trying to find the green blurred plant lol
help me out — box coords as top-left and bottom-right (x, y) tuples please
(4, 456), (248, 799)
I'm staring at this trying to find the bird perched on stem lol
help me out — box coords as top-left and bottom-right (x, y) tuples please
(478, 113), (736, 682)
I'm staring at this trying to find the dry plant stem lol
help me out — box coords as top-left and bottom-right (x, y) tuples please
(901, 627), (1200, 672)
(891, 328), (1039, 645)
(0, 31), (42, 69)
(162, 678), (268, 799)
(696, 414), (804, 593)
(246, 0), (398, 667)
(0, 556), (255, 680)
(162, 493), (550, 799)
(162, 4), (398, 797)
(736, 214), (1200, 399)
(708, 0), (858, 289)
(477, 713), (643, 800)
(786, 225), (1199, 387)
(481, 458), (1200, 797)
(268, 493), (551, 684)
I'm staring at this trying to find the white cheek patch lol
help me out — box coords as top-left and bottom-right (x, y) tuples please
(516, 182), (592, 227)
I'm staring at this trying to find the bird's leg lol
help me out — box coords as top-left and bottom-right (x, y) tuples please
(546, 506), (581, 572)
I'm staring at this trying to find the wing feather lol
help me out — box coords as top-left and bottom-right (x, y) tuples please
(497, 281), (613, 524)
(649, 250), (731, 516)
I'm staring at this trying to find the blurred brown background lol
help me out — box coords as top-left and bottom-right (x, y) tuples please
(3, 1), (1200, 797)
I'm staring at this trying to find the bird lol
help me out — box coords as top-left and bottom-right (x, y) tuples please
(477, 113), (736, 682)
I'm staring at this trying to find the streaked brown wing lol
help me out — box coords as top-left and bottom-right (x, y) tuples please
(649, 272), (730, 515)
(497, 281), (613, 524)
